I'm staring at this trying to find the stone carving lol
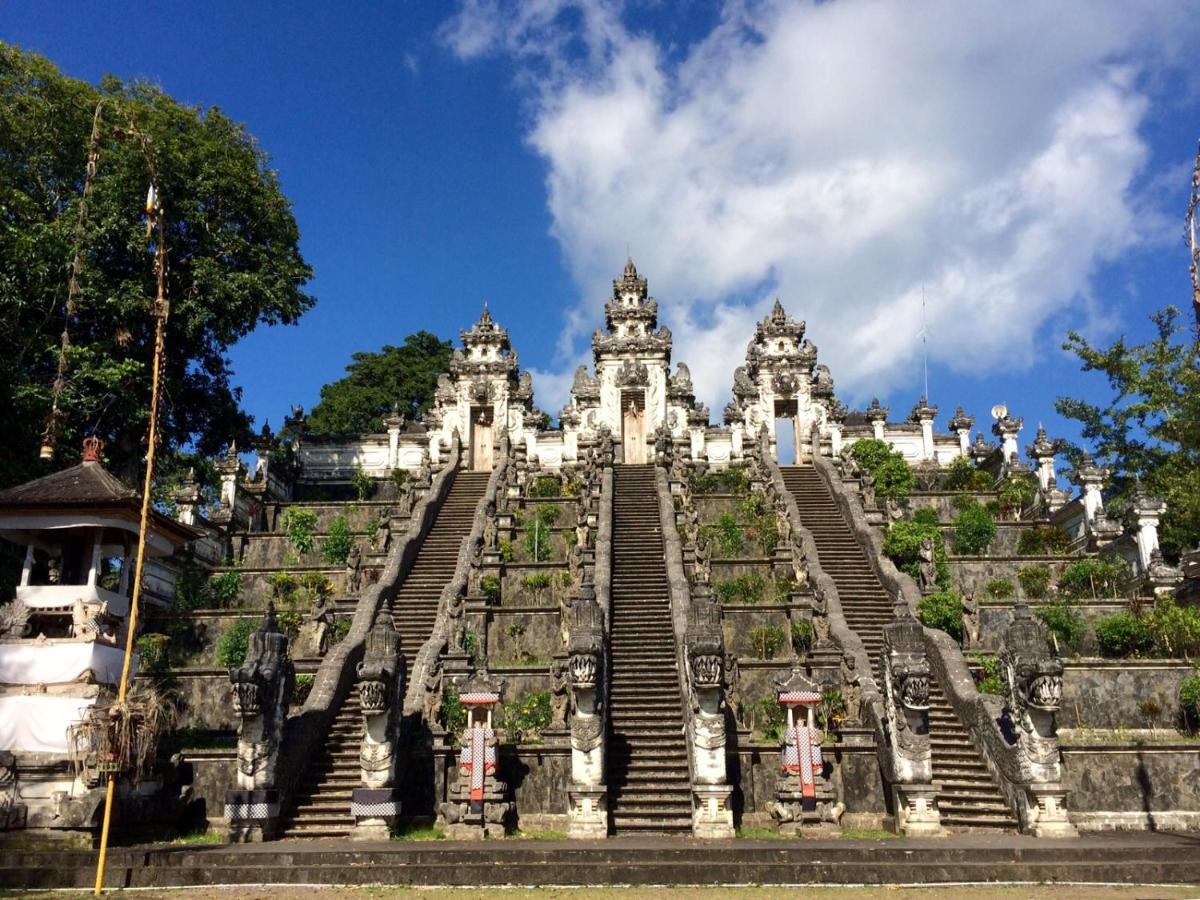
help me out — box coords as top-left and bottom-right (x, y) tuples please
(549, 659), (570, 731)
(352, 603), (406, 839)
(0, 599), (30, 639)
(422, 661), (444, 727)
(345, 543), (362, 594)
(840, 653), (862, 724)
(880, 596), (940, 835)
(917, 537), (938, 593)
(724, 651), (742, 726)
(566, 586), (607, 837)
(860, 473), (877, 510)
(961, 593), (980, 649)
(686, 589), (734, 837)
(615, 358), (650, 387)
(300, 588), (334, 658)
(440, 669), (513, 838)
(227, 603), (294, 841)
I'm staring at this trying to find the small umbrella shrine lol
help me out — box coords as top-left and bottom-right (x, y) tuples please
(0, 437), (197, 831)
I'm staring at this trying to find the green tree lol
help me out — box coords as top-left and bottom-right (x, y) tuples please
(306, 332), (453, 436)
(0, 44), (313, 487)
(1055, 306), (1200, 561)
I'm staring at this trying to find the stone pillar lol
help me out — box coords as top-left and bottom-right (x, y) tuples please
(566, 587), (607, 838)
(226, 603), (294, 842)
(881, 597), (941, 836)
(908, 397), (938, 462)
(686, 590), (734, 838)
(173, 468), (202, 527)
(1129, 486), (1166, 574)
(1026, 426), (1057, 492)
(867, 399), (888, 441)
(352, 603), (406, 839)
(1069, 455), (1108, 525)
(991, 413), (1023, 466)
(384, 406), (405, 471)
(949, 406), (974, 457)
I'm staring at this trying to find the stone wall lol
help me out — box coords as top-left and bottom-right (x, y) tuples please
(1059, 661), (1196, 730)
(1064, 744), (1200, 830)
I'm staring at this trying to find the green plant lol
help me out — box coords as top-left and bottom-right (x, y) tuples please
(520, 572), (553, 596)
(321, 513), (355, 565)
(331, 617), (351, 644)
(873, 454), (915, 501)
(208, 570), (243, 608)
(481, 575), (501, 603)
(440, 684), (467, 738)
(215, 619), (256, 668)
(849, 438), (893, 474)
(529, 476), (562, 498)
(917, 591), (964, 642)
(997, 474), (1038, 519)
(391, 468), (410, 490)
(739, 495), (780, 555)
(702, 512), (745, 558)
(293, 673), (314, 705)
(136, 633), (170, 673)
(281, 508), (319, 556)
(532, 503), (560, 525)
(1017, 565), (1052, 599)
(351, 468), (373, 501)
(461, 627), (480, 664)
(1017, 526), (1072, 555)
(504, 622), (528, 661)
(506, 691), (552, 742)
(524, 518), (553, 562)
(391, 825), (445, 841)
(818, 689), (846, 729)
(498, 540), (514, 563)
(971, 654), (1004, 695)
(172, 567), (209, 611)
(944, 456), (993, 491)
(1036, 600), (1085, 653)
(748, 624), (787, 660)
(1095, 613), (1156, 658)
(690, 467), (750, 495)
(790, 620), (813, 656)
(1180, 667), (1200, 733)
(882, 518), (949, 588)
(985, 578), (1015, 600)
(1147, 597), (1200, 659)
(1057, 556), (1127, 599)
(365, 519), (380, 544)
(751, 695), (786, 743)
(714, 573), (769, 605)
(951, 501), (997, 555)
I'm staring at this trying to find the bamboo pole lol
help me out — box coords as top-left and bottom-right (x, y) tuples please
(93, 177), (169, 897)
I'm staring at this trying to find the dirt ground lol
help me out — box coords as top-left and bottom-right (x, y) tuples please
(6, 887), (1200, 900)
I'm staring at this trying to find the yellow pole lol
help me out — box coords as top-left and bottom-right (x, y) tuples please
(93, 186), (169, 896)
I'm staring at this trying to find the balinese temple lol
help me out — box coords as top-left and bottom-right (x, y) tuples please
(0, 437), (196, 826)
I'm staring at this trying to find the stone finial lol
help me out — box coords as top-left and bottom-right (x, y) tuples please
(908, 396), (939, 423)
(867, 398), (889, 423)
(948, 405), (974, 433)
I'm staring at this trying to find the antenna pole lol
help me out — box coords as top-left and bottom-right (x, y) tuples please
(921, 285), (929, 400)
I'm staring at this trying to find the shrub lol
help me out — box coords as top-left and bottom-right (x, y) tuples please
(1147, 597), (1200, 659)
(1017, 565), (1052, 599)
(1057, 556), (1127, 600)
(749, 625), (787, 660)
(985, 578), (1015, 600)
(462, 628), (480, 663)
(702, 513), (745, 558)
(391, 468), (410, 490)
(882, 518), (948, 588)
(293, 673), (314, 705)
(520, 572), (553, 593)
(873, 454), (915, 501)
(997, 475), (1038, 519)
(531, 503), (561, 525)
(952, 501), (997, 555)
(818, 689), (846, 729)
(173, 567), (209, 611)
(1035, 600), (1085, 653)
(216, 619), (256, 668)
(1094, 613), (1156, 658)
(944, 456), (993, 492)
(505, 691), (552, 742)
(529, 476), (561, 498)
(1017, 526), (1071, 556)
(751, 695), (786, 743)
(331, 617), (351, 644)
(281, 508), (319, 556)
(970, 654), (1004, 695)
(911, 507), (940, 527)
(791, 620), (814, 656)
(321, 514), (355, 565)
(209, 570), (243, 608)
(1180, 667), (1200, 732)
(441, 684), (467, 738)
(714, 573), (769, 605)
(351, 468), (373, 501)
(849, 439), (893, 474)
(481, 575), (501, 603)
(739, 495), (780, 555)
(136, 633), (170, 673)
(917, 591), (964, 642)
(691, 467), (750, 495)
(498, 540), (514, 563)
(524, 519), (553, 562)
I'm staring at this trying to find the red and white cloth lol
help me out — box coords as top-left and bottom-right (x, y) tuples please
(782, 725), (822, 799)
(459, 725), (497, 802)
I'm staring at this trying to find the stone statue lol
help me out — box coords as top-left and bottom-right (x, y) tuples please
(422, 662), (444, 727)
(482, 502), (498, 550)
(353, 603), (406, 839)
(374, 507), (393, 551)
(693, 535), (712, 585)
(71, 597), (106, 640)
(574, 503), (589, 550)
(917, 536), (938, 593)
(303, 589), (334, 658)
(446, 586), (466, 654)
(776, 496), (792, 546)
(345, 543), (362, 595)
(961, 593), (980, 649)
(549, 659), (570, 731)
(724, 651), (742, 726)
(840, 653), (862, 723)
(685, 590), (734, 836)
(860, 474), (877, 510)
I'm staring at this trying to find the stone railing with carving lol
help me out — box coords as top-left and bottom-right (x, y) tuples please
(271, 433), (462, 824)
(810, 451), (1072, 835)
(654, 462), (734, 838)
(403, 436), (509, 718)
(351, 601), (406, 839)
(226, 602), (295, 842)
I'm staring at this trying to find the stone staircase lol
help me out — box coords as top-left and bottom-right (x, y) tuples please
(607, 464), (693, 835)
(780, 465), (1017, 831)
(278, 468), (491, 839)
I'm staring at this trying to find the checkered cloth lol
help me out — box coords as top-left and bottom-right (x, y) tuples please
(782, 725), (822, 799)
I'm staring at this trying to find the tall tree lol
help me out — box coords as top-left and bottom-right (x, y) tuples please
(0, 44), (313, 487)
(1055, 306), (1200, 561)
(307, 332), (453, 436)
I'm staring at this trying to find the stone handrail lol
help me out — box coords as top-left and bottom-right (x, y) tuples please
(273, 433), (463, 809)
(594, 466), (614, 623)
(654, 463), (699, 789)
(810, 452), (1034, 826)
(757, 447), (891, 777)
(402, 436), (509, 716)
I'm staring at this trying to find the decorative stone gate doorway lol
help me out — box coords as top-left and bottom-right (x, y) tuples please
(470, 406), (493, 471)
(621, 390), (646, 464)
(774, 398), (801, 464)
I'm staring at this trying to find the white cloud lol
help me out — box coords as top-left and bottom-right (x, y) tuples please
(441, 0), (1198, 417)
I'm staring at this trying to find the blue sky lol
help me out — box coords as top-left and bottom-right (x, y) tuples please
(5, 1), (1200, 456)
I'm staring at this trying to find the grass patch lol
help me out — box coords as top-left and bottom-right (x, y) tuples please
(170, 829), (224, 845)
(391, 825), (445, 841)
(735, 826), (788, 839)
(836, 828), (900, 840)
(508, 829), (567, 840)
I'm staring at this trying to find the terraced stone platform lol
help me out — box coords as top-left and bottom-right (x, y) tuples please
(4, 833), (1199, 889)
